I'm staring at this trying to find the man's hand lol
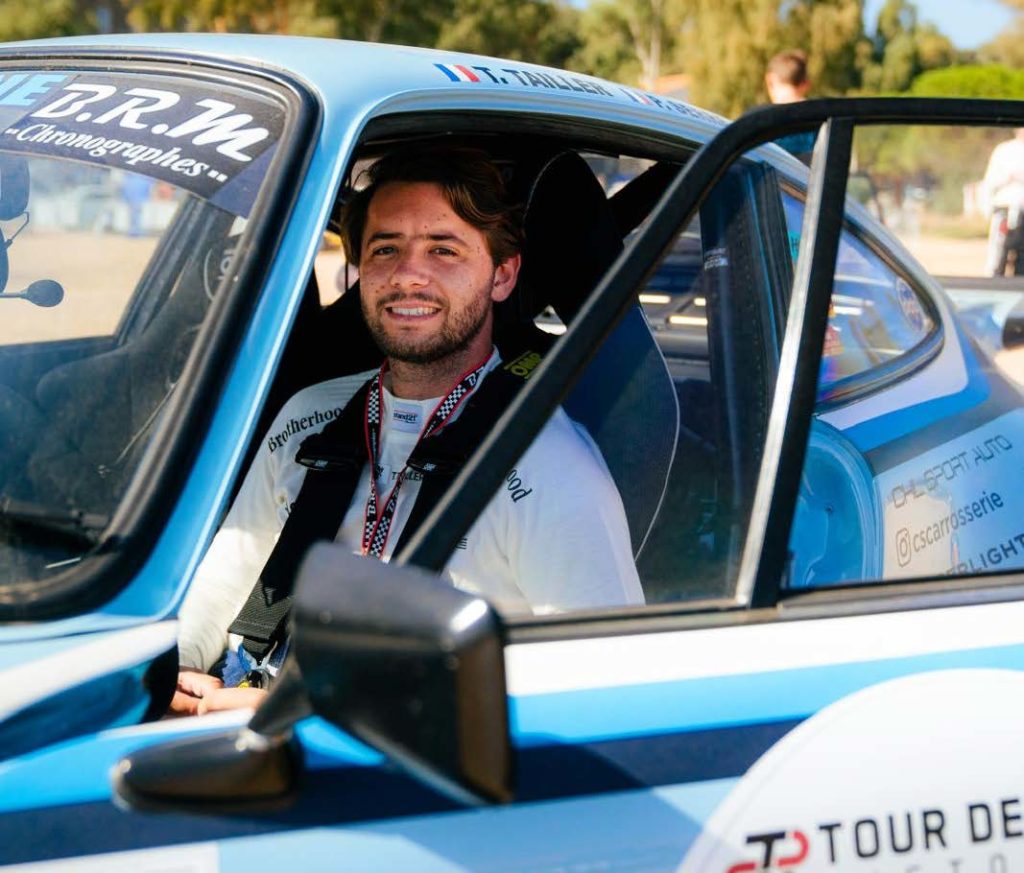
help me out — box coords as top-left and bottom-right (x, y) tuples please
(195, 686), (268, 715)
(167, 669), (268, 716)
(168, 668), (224, 717)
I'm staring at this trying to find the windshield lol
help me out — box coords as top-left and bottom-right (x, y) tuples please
(0, 67), (286, 585)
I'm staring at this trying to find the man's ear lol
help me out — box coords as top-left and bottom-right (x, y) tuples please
(490, 253), (521, 303)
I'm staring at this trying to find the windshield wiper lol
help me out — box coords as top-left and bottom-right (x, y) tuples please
(0, 496), (108, 548)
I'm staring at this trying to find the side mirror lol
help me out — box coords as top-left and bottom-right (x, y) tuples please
(292, 543), (514, 805)
(0, 155), (39, 300)
(113, 544), (512, 814)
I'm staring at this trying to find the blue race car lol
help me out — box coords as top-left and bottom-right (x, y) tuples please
(1, 33), (1024, 873)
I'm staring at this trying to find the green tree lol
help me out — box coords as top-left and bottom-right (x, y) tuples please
(684, 0), (865, 116)
(852, 65), (1024, 218)
(128, 0), (271, 32)
(123, 0), (452, 40)
(778, 0), (866, 96)
(127, 0), (341, 34)
(0, 0), (115, 40)
(436, 0), (581, 69)
(318, 0), (450, 45)
(858, 0), (956, 94)
(571, 1), (643, 85)
(909, 64), (1024, 98)
(571, 0), (688, 89)
(683, 0), (781, 115)
(978, 15), (1024, 68)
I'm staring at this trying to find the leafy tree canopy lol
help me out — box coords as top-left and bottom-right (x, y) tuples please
(978, 16), (1024, 68)
(436, 0), (581, 69)
(857, 0), (955, 94)
(684, 0), (865, 116)
(909, 63), (1024, 99)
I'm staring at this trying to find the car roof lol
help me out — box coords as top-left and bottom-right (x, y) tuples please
(3, 34), (728, 142)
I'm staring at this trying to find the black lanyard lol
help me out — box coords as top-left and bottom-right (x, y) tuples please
(361, 355), (490, 557)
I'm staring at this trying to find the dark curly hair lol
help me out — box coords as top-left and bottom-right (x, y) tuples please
(338, 145), (524, 267)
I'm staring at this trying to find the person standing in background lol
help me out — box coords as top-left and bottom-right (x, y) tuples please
(765, 50), (811, 105)
(981, 128), (1024, 276)
(765, 50), (816, 162)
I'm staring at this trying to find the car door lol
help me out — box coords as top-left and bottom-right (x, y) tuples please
(6, 100), (1024, 873)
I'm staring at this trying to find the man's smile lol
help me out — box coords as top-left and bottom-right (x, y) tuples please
(382, 298), (444, 321)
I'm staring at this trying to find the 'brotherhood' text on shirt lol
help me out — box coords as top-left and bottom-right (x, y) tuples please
(266, 407), (343, 452)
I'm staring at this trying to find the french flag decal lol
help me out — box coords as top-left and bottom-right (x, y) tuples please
(435, 63), (481, 83)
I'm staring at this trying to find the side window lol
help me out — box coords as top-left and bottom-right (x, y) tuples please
(783, 122), (1024, 594)
(632, 208), (723, 602)
(547, 153), (783, 606)
(246, 139), (793, 624)
(783, 192), (937, 402)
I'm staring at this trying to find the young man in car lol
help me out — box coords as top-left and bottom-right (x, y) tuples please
(171, 147), (643, 715)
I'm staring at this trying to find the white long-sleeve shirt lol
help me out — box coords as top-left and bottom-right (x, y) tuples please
(178, 359), (643, 671)
(982, 136), (1024, 213)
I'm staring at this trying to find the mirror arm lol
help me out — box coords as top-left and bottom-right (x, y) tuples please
(247, 657), (313, 738)
(112, 655), (312, 814)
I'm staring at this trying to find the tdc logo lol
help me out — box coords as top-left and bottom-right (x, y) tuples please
(726, 830), (810, 872)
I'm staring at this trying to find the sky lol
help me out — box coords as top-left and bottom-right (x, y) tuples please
(863, 0), (1016, 48)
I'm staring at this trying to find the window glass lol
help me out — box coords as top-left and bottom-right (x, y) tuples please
(783, 192), (936, 400)
(786, 123), (1024, 592)
(544, 152), (788, 606)
(194, 137), (803, 643)
(0, 67), (287, 589)
(0, 161), (182, 345)
(523, 152), (747, 605)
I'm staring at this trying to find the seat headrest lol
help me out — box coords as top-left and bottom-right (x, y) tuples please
(508, 152), (624, 325)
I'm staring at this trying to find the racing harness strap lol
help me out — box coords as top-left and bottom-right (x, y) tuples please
(227, 348), (544, 662)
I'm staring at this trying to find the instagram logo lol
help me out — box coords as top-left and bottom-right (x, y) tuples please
(896, 527), (911, 568)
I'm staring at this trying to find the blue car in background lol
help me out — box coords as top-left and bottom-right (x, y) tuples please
(1, 33), (1024, 873)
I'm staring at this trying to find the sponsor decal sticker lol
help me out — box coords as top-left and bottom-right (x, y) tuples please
(704, 247), (729, 271)
(680, 670), (1024, 873)
(896, 277), (927, 333)
(726, 830), (809, 872)
(202, 239), (237, 300)
(875, 409), (1024, 578)
(431, 61), (722, 123)
(0, 72), (283, 213)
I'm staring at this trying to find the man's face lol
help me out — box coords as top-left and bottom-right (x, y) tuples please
(359, 181), (519, 365)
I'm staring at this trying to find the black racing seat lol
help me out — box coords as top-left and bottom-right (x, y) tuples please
(514, 151), (679, 560)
